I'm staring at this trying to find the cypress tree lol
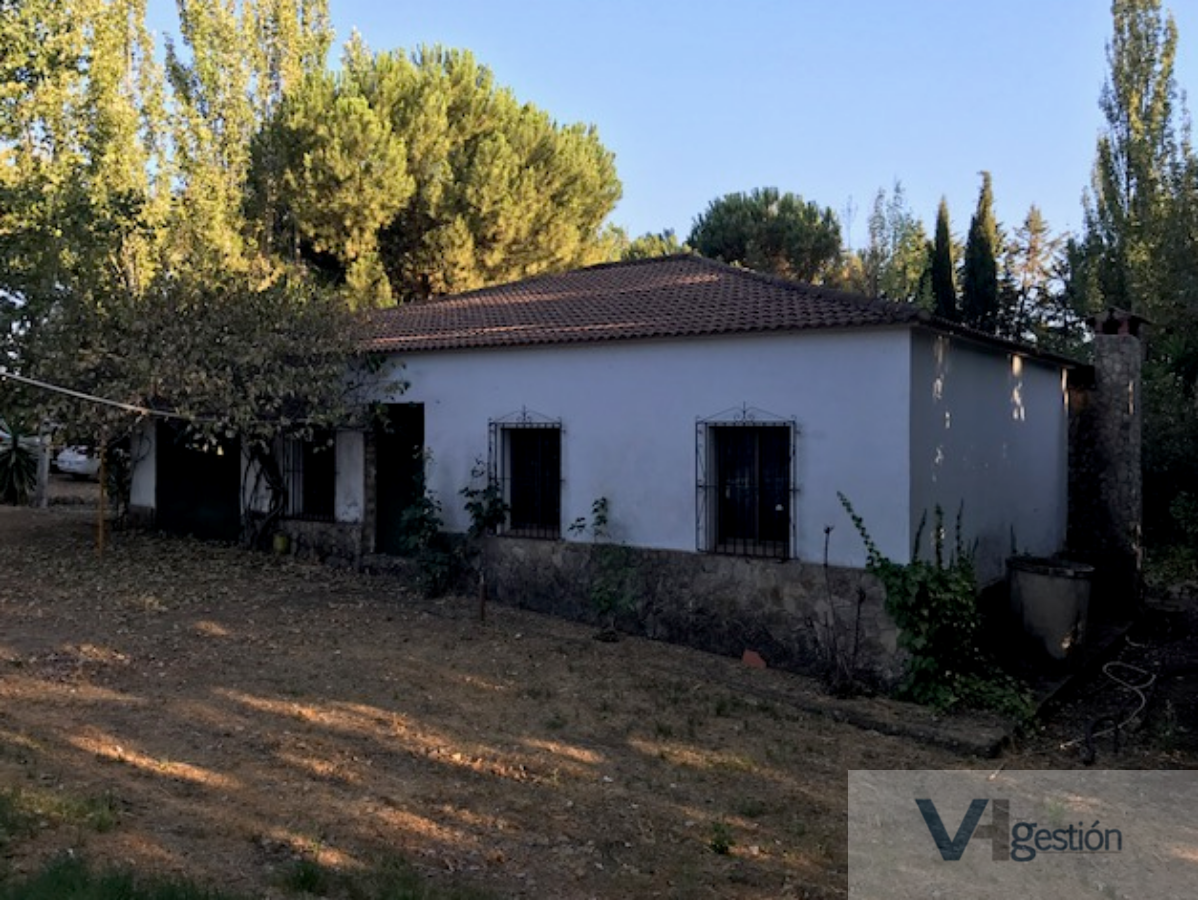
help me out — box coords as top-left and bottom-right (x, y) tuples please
(930, 198), (958, 321)
(961, 172), (1001, 333)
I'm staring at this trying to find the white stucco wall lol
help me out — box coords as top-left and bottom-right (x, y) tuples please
(335, 430), (364, 523)
(129, 423), (156, 509)
(373, 329), (915, 568)
(908, 329), (1069, 583)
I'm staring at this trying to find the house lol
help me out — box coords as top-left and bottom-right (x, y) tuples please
(130, 254), (1092, 678)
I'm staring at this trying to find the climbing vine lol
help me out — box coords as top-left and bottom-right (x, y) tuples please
(838, 493), (1032, 718)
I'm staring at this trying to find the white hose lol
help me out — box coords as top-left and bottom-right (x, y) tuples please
(1059, 661), (1156, 751)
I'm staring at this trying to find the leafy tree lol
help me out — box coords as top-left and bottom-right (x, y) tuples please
(930, 198), (958, 321)
(687, 187), (842, 283)
(622, 229), (687, 261)
(1078, 1), (1198, 548)
(165, 0), (331, 275)
(253, 40), (621, 304)
(960, 172), (1002, 333)
(30, 266), (383, 540)
(859, 182), (930, 302)
(3, 1), (618, 524)
(0, 0), (376, 527)
(35, 271), (362, 442)
(0, 0), (166, 374)
(1083, 0), (1180, 317)
(259, 70), (412, 306)
(999, 205), (1067, 343)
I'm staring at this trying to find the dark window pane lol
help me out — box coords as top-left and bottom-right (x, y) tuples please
(507, 428), (560, 537)
(712, 425), (790, 558)
(302, 434), (336, 519)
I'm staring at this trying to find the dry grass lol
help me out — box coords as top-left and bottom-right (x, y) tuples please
(4, 500), (1186, 898)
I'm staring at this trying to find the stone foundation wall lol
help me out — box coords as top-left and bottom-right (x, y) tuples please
(276, 519), (363, 568)
(480, 537), (903, 684)
(127, 504), (155, 530)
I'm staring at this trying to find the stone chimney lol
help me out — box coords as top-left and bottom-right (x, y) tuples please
(1067, 308), (1146, 616)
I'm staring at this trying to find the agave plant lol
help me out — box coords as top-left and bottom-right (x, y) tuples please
(0, 417), (38, 505)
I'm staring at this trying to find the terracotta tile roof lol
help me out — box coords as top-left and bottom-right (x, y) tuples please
(360, 254), (928, 353)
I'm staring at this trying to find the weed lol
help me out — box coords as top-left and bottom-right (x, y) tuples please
(1152, 699), (1182, 751)
(358, 853), (498, 899)
(0, 790), (35, 850)
(809, 524), (869, 695)
(544, 712), (567, 731)
(713, 695), (746, 717)
(396, 450), (462, 597)
(735, 798), (769, 819)
(754, 700), (780, 720)
(282, 857), (333, 896)
(712, 754), (755, 773)
(0, 850), (498, 900)
(568, 498), (638, 638)
(654, 721), (674, 739)
(709, 820), (734, 855)
(0, 853), (248, 899)
(839, 493), (1032, 718)
(0, 787), (121, 847)
(459, 461), (509, 539)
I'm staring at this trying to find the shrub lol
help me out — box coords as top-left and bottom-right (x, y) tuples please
(0, 418), (38, 505)
(839, 493), (1032, 718)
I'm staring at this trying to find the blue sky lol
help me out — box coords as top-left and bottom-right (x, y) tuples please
(148, 1), (1198, 249)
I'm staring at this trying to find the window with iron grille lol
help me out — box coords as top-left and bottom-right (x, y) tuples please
(280, 431), (336, 521)
(488, 410), (562, 539)
(697, 408), (797, 559)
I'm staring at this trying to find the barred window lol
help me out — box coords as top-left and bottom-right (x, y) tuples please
(489, 410), (562, 539)
(281, 431), (336, 521)
(697, 408), (797, 559)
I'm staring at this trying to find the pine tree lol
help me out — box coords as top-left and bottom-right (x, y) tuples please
(253, 41), (621, 304)
(961, 172), (1001, 333)
(687, 187), (842, 284)
(930, 198), (958, 321)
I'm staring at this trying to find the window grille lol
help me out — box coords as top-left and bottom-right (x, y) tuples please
(696, 406), (797, 559)
(280, 430), (336, 522)
(488, 408), (562, 539)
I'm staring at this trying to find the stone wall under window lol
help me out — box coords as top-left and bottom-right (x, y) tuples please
(479, 536), (903, 685)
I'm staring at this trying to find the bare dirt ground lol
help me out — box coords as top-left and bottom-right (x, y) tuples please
(0, 490), (1193, 898)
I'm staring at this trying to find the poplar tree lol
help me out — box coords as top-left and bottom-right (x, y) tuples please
(860, 182), (929, 302)
(165, 0), (331, 275)
(1083, 0), (1180, 316)
(0, 0), (165, 362)
(1081, 0), (1198, 545)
